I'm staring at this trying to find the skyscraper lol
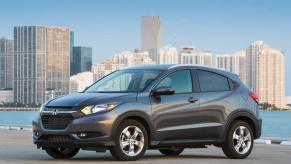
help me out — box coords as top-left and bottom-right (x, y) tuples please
(256, 48), (285, 108)
(215, 51), (246, 84)
(246, 41), (285, 108)
(70, 47), (92, 76)
(70, 31), (74, 72)
(14, 26), (70, 104)
(14, 26), (47, 104)
(0, 37), (13, 89)
(141, 16), (163, 62)
(246, 41), (268, 89)
(46, 27), (70, 98)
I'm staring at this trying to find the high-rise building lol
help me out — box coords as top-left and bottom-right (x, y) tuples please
(215, 51), (246, 84)
(70, 71), (93, 93)
(70, 31), (74, 72)
(246, 41), (268, 89)
(0, 37), (13, 89)
(71, 47), (92, 76)
(46, 27), (70, 99)
(256, 48), (285, 108)
(158, 45), (179, 64)
(180, 47), (212, 66)
(141, 16), (163, 62)
(13, 26), (70, 104)
(246, 41), (285, 108)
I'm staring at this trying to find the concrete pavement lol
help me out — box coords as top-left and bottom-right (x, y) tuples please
(0, 130), (290, 164)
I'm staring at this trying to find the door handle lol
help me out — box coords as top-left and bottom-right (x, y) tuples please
(188, 97), (199, 103)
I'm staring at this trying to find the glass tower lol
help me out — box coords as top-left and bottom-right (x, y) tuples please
(70, 47), (92, 76)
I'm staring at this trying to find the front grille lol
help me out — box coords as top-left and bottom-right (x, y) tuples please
(41, 114), (73, 130)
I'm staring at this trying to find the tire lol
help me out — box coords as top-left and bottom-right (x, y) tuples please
(159, 148), (184, 156)
(45, 148), (79, 159)
(110, 119), (148, 161)
(222, 120), (254, 159)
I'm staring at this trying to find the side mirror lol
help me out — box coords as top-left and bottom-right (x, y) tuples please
(151, 87), (175, 96)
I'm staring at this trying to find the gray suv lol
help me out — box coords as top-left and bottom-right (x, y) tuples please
(33, 64), (262, 161)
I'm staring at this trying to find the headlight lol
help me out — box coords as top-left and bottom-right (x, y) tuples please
(81, 103), (118, 115)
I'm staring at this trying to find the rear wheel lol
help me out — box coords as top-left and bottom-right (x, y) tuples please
(222, 120), (253, 159)
(110, 119), (148, 161)
(159, 148), (184, 156)
(45, 148), (79, 159)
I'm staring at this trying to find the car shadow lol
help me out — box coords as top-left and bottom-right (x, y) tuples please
(67, 154), (227, 162)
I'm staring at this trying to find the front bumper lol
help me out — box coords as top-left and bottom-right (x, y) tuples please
(32, 111), (118, 149)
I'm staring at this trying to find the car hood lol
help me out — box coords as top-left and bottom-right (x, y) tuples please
(45, 92), (137, 107)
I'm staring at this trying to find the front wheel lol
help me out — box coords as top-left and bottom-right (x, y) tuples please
(45, 148), (79, 159)
(159, 148), (184, 156)
(222, 120), (254, 159)
(110, 119), (148, 161)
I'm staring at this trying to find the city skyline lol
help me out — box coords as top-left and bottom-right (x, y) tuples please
(0, 0), (290, 96)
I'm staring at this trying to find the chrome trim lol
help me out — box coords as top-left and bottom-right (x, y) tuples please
(41, 110), (77, 114)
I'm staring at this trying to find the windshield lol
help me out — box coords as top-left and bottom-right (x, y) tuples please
(85, 70), (161, 93)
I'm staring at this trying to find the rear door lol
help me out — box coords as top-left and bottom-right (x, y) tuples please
(194, 69), (233, 139)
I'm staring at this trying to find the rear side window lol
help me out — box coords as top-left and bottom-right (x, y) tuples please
(196, 70), (230, 92)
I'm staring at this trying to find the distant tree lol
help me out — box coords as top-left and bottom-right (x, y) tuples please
(259, 102), (272, 110)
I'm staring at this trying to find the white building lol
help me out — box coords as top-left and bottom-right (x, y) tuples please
(180, 47), (212, 66)
(215, 51), (246, 84)
(69, 72), (94, 93)
(92, 50), (156, 81)
(141, 16), (163, 62)
(133, 51), (156, 65)
(92, 59), (125, 81)
(0, 89), (13, 103)
(158, 45), (179, 64)
(246, 41), (268, 89)
(255, 48), (285, 108)
(246, 41), (285, 108)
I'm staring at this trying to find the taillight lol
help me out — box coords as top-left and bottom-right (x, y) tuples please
(249, 93), (259, 104)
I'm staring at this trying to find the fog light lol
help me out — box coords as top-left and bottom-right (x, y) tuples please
(73, 132), (103, 139)
(79, 133), (87, 137)
(34, 131), (40, 136)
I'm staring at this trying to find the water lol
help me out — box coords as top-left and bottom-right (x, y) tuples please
(0, 111), (290, 138)
(0, 111), (38, 126)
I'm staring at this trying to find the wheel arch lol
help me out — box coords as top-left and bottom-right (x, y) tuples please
(111, 111), (154, 143)
(222, 110), (260, 142)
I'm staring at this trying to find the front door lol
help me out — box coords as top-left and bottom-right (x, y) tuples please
(151, 69), (200, 141)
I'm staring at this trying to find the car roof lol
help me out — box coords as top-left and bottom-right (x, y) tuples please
(121, 64), (174, 70)
(122, 64), (240, 80)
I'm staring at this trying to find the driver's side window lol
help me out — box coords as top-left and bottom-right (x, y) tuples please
(156, 70), (193, 94)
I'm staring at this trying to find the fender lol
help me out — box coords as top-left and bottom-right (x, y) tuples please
(221, 109), (260, 142)
(110, 111), (155, 142)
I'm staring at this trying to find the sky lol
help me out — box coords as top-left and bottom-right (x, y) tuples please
(0, 0), (290, 95)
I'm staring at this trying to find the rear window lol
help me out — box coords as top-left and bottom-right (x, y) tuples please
(196, 70), (230, 92)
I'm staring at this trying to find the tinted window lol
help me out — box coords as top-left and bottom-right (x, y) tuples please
(197, 70), (230, 92)
(156, 70), (192, 94)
